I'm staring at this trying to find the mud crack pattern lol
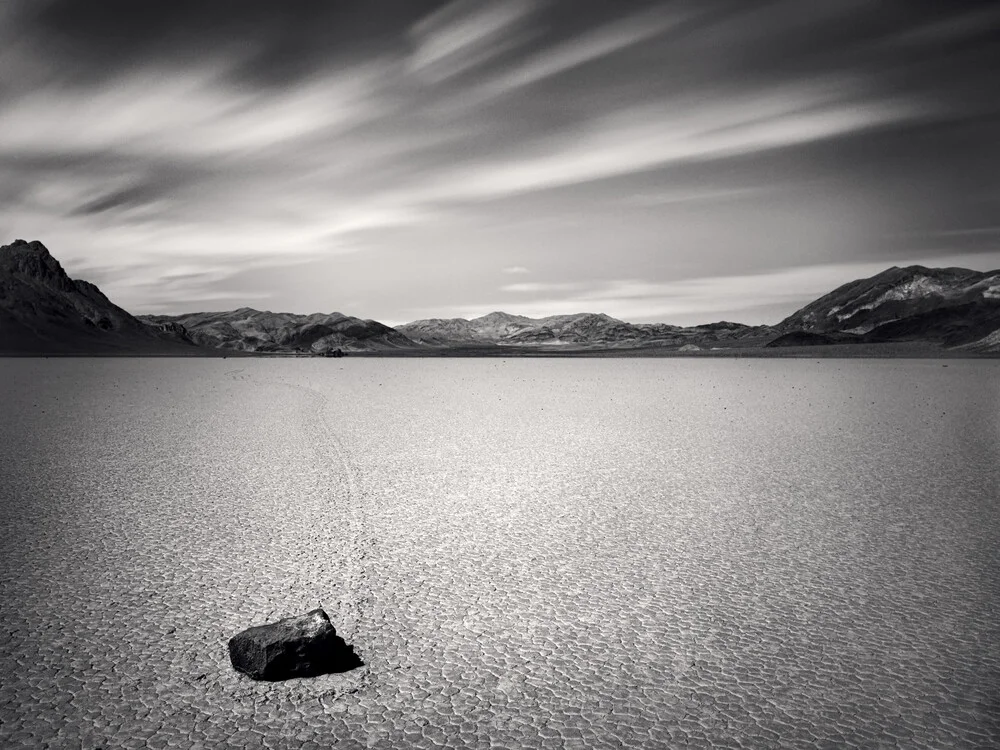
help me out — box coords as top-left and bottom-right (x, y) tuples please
(1, 357), (998, 749)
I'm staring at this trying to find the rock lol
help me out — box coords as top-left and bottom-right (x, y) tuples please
(228, 608), (361, 681)
(677, 343), (701, 352)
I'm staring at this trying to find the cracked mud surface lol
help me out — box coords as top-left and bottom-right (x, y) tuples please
(1, 358), (998, 749)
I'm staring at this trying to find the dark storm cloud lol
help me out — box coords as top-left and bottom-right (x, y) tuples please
(1, 0), (998, 322)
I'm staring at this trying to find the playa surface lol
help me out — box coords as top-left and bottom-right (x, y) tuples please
(1, 358), (998, 749)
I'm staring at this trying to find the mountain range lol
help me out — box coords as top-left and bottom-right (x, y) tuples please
(2, 239), (998, 354)
(140, 309), (413, 353)
(396, 313), (775, 350)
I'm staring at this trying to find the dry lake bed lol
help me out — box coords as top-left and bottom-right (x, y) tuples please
(1, 357), (998, 749)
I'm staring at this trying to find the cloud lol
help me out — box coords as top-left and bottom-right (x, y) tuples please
(923, 227), (1000, 239)
(68, 177), (180, 217)
(887, 5), (1000, 48)
(13, 1), (428, 89)
(0, 63), (389, 159)
(501, 281), (582, 293)
(72, 189), (151, 217)
(621, 186), (776, 207)
(416, 79), (926, 201)
(466, 5), (691, 103)
(65, 252), (320, 314)
(0, 1), (996, 323)
(409, 0), (538, 83)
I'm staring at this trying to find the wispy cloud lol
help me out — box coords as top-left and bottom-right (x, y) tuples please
(0, 62), (389, 158)
(408, 0), (538, 83)
(1, 1), (996, 321)
(622, 186), (775, 207)
(911, 227), (1000, 239)
(417, 80), (926, 201)
(501, 281), (582, 293)
(888, 5), (1000, 48)
(466, 6), (691, 103)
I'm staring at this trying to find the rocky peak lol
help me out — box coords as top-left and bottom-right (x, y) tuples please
(1, 239), (76, 292)
(0, 238), (205, 353)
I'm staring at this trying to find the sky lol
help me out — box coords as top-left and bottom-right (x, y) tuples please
(1, 0), (999, 326)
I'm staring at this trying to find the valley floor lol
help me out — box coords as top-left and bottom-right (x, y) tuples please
(1, 358), (998, 749)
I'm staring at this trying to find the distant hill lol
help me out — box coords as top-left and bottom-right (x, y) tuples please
(777, 265), (1000, 349)
(3, 239), (998, 355)
(140, 309), (417, 353)
(397, 311), (776, 349)
(0, 239), (200, 354)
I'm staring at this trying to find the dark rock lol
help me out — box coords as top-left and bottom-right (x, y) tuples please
(228, 608), (361, 681)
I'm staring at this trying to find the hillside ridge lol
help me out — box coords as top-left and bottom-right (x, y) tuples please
(3, 240), (999, 354)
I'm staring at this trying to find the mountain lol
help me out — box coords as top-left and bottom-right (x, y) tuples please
(398, 312), (776, 349)
(777, 265), (1000, 347)
(399, 265), (1000, 352)
(398, 312), (627, 346)
(140, 309), (417, 353)
(0, 239), (200, 354)
(957, 327), (1000, 353)
(4, 239), (998, 355)
(765, 331), (853, 348)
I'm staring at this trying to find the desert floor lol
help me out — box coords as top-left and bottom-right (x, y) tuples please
(1, 358), (998, 749)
